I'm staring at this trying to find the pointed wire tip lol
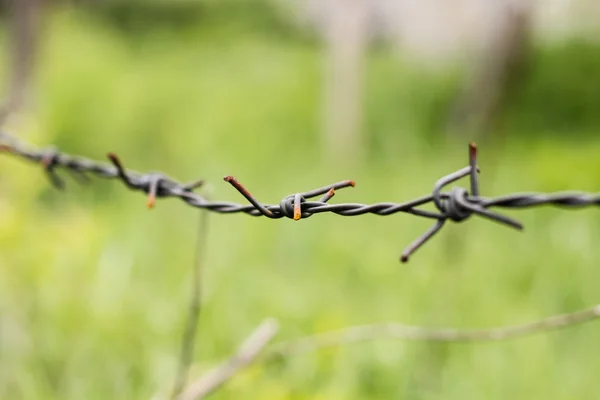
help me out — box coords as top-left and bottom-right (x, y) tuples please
(222, 175), (275, 218)
(293, 193), (303, 221)
(106, 153), (123, 168)
(318, 188), (336, 203)
(147, 195), (156, 209)
(469, 143), (478, 166)
(184, 179), (205, 191)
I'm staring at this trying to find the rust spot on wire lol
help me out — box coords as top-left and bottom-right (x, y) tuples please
(224, 176), (275, 218)
(319, 188), (336, 203)
(293, 193), (302, 221)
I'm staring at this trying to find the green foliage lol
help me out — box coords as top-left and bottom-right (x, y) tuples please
(503, 39), (600, 137)
(1, 5), (600, 400)
(89, 0), (309, 42)
(365, 54), (462, 153)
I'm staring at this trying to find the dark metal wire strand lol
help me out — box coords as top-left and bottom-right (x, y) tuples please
(2, 131), (599, 263)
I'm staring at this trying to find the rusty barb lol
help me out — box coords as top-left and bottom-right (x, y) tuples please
(1, 131), (600, 263)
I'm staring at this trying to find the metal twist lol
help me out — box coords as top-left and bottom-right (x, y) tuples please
(1, 131), (599, 263)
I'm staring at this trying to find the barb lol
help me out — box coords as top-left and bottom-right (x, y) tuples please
(2, 131), (600, 263)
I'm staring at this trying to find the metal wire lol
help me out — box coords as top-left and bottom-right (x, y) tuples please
(2, 131), (599, 263)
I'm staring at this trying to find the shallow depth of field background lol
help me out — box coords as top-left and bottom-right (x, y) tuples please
(1, 1), (600, 399)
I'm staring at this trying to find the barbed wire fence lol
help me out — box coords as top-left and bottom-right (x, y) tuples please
(3, 130), (600, 399)
(2, 132), (599, 263)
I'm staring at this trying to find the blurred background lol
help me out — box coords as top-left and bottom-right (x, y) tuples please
(1, 0), (600, 398)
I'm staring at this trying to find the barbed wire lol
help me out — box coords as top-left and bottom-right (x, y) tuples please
(1, 131), (599, 263)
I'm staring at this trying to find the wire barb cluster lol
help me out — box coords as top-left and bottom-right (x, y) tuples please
(2, 131), (599, 263)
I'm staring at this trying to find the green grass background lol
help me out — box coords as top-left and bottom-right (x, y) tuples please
(1, 4), (600, 399)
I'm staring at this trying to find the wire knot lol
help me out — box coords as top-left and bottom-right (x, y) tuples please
(41, 148), (66, 189)
(438, 187), (471, 222)
(41, 148), (59, 169)
(280, 194), (308, 220)
(107, 153), (204, 209)
(224, 176), (353, 220)
(401, 143), (524, 263)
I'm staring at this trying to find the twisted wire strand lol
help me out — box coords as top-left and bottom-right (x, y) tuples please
(2, 132), (599, 263)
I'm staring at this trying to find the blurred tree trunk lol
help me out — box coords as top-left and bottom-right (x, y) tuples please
(445, 2), (532, 140)
(322, 0), (368, 166)
(0, 0), (41, 122)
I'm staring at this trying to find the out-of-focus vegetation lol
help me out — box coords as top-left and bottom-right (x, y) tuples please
(1, 2), (600, 399)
